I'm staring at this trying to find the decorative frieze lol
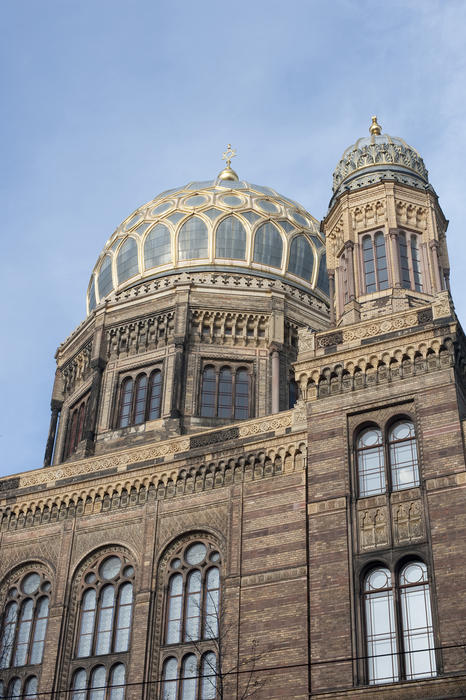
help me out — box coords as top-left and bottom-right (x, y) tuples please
(61, 342), (92, 396)
(106, 311), (175, 359)
(190, 309), (269, 346)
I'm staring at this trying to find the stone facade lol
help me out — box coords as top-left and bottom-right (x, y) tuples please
(1, 124), (466, 698)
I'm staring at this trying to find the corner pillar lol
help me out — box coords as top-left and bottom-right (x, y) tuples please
(43, 399), (63, 467)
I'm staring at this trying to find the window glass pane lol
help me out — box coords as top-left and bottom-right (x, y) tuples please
(89, 278), (97, 311)
(235, 369), (249, 419)
(289, 379), (298, 409)
(365, 568), (398, 684)
(201, 367), (216, 418)
(178, 217), (208, 260)
(215, 217), (247, 260)
(201, 652), (217, 699)
(72, 669), (87, 700)
(77, 589), (97, 657)
(117, 238), (139, 284)
(185, 543), (207, 565)
(288, 235), (314, 280)
(400, 563), (436, 679)
(253, 223), (283, 268)
(96, 585), (115, 655)
(30, 596), (49, 664)
(109, 663), (126, 700)
(24, 677), (38, 700)
(6, 678), (21, 700)
(134, 375), (148, 425)
(218, 367), (232, 418)
(0, 601), (18, 668)
(148, 371), (162, 420)
(115, 583), (133, 653)
(166, 574), (183, 644)
(204, 567), (220, 639)
(144, 224), (172, 269)
(181, 654), (197, 700)
(185, 571), (201, 642)
(375, 232), (389, 290)
(357, 428), (385, 496)
(399, 232), (411, 289)
(89, 665), (106, 700)
(100, 556), (121, 581)
(119, 379), (133, 428)
(363, 236), (377, 293)
(98, 255), (114, 299)
(14, 598), (33, 666)
(162, 657), (178, 700)
(410, 235), (423, 291)
(317, 252), (329, 294)
(389, 421), (419, 490)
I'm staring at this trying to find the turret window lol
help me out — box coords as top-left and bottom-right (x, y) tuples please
(64, 395), (89, 459)
(398, 231), (423, 292)
(117, 369), (163, 428)
(361, 232), (389, 293)
(356, 419), (420, 497)
(200, 364), (251, 419)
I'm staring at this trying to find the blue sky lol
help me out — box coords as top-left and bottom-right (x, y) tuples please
(1, 0), (466, 476)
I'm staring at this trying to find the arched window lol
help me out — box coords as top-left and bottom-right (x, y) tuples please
(317, 252), (329, 294)
(75, 555), (134, 660)
(364, 561), (436, 684)
(200, 365), (250, 420)
(88, 278), (97, 312)
(288, 377), (298, 409)
(64, 396), (89, 460)
(98, 255), (114, 299)
(356, 419), (420, 496)
(161, 540), (221, 700)
(357, 427), (386, 497)
(71, 663), (125, 700)
(362, 232), (388, 293)
(178, 217), (208, 261)
(288, 235), (314, 280)
(148, 370), (163, 420)
(116, 238), (139, 285)
(133, 375), (148, 425)
(253, 222), (283, 268)
(399, 231), (423, 292)
(215, 216), (246, 260)
(118, 378), (133, 428)
(0, 570), (51, 687)
(144, 223), (172, 269)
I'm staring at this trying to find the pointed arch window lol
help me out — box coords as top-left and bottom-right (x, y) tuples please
(71, 663), (125, 700)
(161, 540), (221, 700)
(117, 368), (163, 428)
(364, 561), (436, 684)
(178, 217), (208, 261)
(398, 231), (423, 292)
(253, 223), (283, 268)
(357, 427), (386, 497)
(98, 255), (114, 299)
(144, 223), (172, 269)
(65, 395), (89, 459)
(200, 364), (251, 419)
(215, 216), (246, 260)
(362, 232), (389, 293)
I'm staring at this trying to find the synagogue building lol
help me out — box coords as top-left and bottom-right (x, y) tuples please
(0, 120), (465, 698)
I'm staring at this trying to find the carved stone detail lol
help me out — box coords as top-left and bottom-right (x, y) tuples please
(106, 312), (175, 359)
(190, 309), (269, 347)
(61, 342), (92, 396)
(359, 507), (389, 550)
(393, 500), (424, 544)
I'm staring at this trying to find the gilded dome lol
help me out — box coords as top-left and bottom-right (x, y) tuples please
(87, 177), (329, 314)
(331, 117), (430, 203)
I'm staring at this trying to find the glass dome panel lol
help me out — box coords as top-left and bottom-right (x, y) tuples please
(204, 208), (223, 220)
(186, 181), (213, 190)
(221, 195), (243, 207)
(215, 216), (246, 260)
(184, 195), (208, 207)
(251, 184), (276, 196)
(123, 213), (142, 231)
(257, 199), (279, 214)
(151, 201), (173, 216)
(241, 211), (262, 225)
(144, 224), (172, 269)
(178, 216), (208, 260)
(291, 212), (309, 227)
(288, 235), (314, 280)
(88, 278), (97, 311)
(253, 223), (283, 268)
(317, 252), (330, 294)
(215, 180), (245, 189)
(278, 220), (296, 234)
(117, 237), (139, 284)
(167, 212), (186, 225)
(133, 222), (151, 235)
(98, 255), (114, 298)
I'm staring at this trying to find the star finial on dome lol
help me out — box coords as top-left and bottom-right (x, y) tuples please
(218, 144), (239, 181)
(369, 116), (382, 135)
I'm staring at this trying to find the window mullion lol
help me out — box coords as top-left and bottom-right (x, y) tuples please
(394, 576), (405, 681)
(214, 370), (220, 418)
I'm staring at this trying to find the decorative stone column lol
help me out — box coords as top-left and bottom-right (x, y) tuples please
(389, 230), (401, 287)
(43, 399), (62, 467)
(328, 271), (336, 326)
(429, 240), (442, 292)
(344, 242), (355, 300)
(271, 348), (280, 413)
(82, 357), (106, 455)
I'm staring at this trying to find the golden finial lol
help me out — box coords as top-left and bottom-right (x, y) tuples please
(369, 116), (382, 136)
(218, 144), (239, 181)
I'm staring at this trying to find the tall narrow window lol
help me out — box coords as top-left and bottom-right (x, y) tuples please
(98, 255), (114, 299)
(410, 236), (422, 291)
(399, 232), (411, 289)
(117, 238), (139, 284)
(148, 370), (163, 420)
(215, 216), (246, 260)
(161, 540), (222, 700)
(144, 223), (172, 269)
(0, 572), (51, 671)
(133, 375), (148, 425)
(399, 231), (423, 291)
(217, 367), (233, 419)
(364, 562), (436, 685)
(388, 421), (419, 490)
(65, 396), (89, 459)
(118, 378), (133, 428)
(362, 232), (388, 293)
(364, 568), (398, 684)
(288, 235), (314, 280)
(253, 223), (283, 268)
(200, 366), (216, 418)
(178, 217), (208, 261)
(235, 369), (249, 419)
(357, 427), (386, 497)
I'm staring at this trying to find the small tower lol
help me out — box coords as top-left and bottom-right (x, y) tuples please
(324, 117), (450, 325)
